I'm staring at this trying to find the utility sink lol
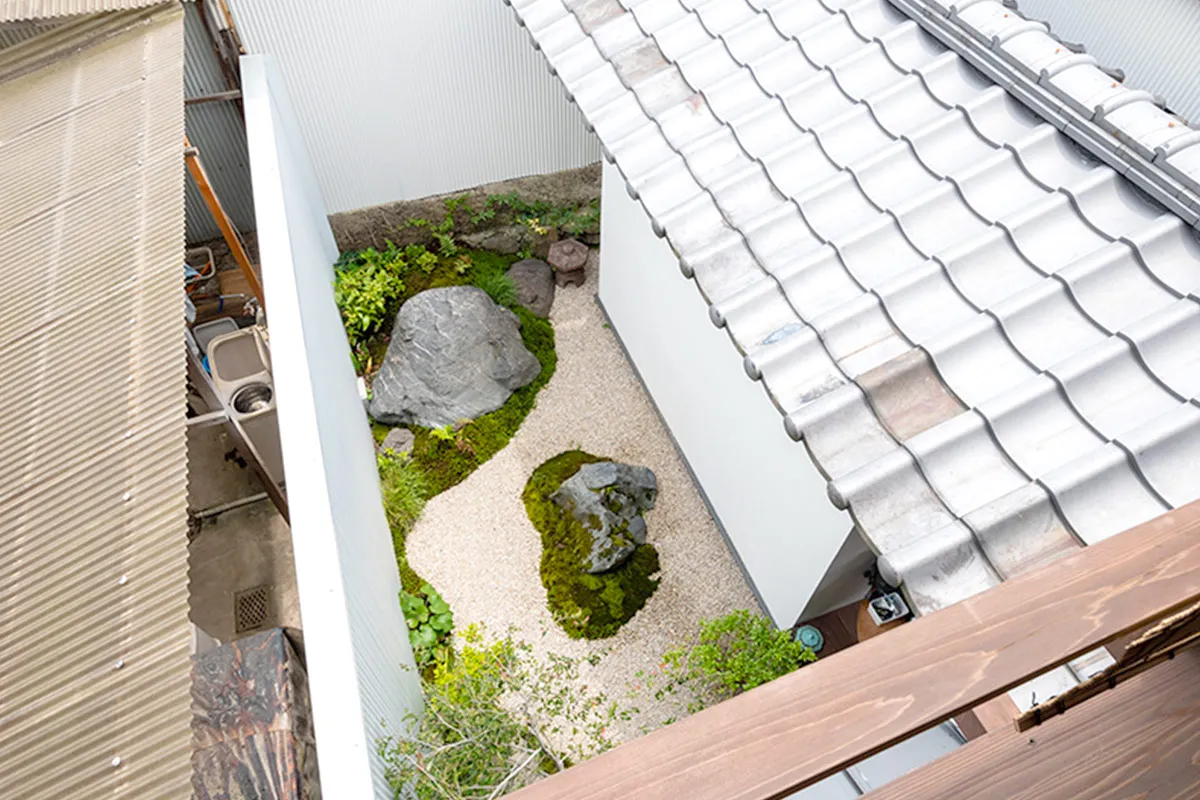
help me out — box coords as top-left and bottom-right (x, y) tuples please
(208, 325), (272, 396)
(207, 326), (284, 487)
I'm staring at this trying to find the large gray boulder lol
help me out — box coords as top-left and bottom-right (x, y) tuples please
(551, 462), (657, 574)
(369, 286), (541, 428)
(506, 258), (555, 318)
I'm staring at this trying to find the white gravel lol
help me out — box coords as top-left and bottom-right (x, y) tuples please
(406, 250), (763, 741)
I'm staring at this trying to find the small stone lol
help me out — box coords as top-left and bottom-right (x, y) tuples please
(379, 428), (415, 456)
(506, 258), (555, 317)
(552, 461), (657, 573)
(548, 238), (588, 288)
(460, 224), (528, 254)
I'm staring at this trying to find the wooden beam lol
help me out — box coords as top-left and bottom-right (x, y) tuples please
(183, 136), (264, 307)
(970, 695), (1020, 735)
(1015, 599), (1200, 731)
(863, 649), (1200, 800)
(185, 89), (242, 106)
(507, 504), (1200, 800)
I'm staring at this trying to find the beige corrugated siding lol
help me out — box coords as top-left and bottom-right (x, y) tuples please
(0, 0), (173, 23)
(0, 6), (192, 799)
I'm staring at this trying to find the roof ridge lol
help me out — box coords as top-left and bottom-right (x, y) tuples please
(893, 0), (1200, 229)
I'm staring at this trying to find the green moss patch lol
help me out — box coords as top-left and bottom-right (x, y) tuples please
(522, 451), (661, 639)
(365, 249), (557, 595)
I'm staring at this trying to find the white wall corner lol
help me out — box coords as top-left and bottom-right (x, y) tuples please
(596, 161), (852, 628)
(242, 53), (421, 799)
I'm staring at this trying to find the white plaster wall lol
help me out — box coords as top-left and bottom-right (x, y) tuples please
(228, 0), (602, 214)
(242, 55), (421, 799)
(598, 161), (852, 628)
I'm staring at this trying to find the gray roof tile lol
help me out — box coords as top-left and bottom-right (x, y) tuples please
(510, 0), (1200, 612)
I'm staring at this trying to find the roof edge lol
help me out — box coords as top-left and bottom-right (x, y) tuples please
(0, 3), (178, 82)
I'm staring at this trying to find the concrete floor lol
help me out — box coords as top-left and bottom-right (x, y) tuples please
(187, 423), (301, 644)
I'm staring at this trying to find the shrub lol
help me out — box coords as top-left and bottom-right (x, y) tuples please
(400, 583), (455, 668)
(334, 259), (405, 347)
(657, 609), (816, 712)
(522, 451), (660, 640)
(379, 625), (616, 799)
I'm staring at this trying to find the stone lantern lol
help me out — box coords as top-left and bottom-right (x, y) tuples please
(547, 238), (588, 288)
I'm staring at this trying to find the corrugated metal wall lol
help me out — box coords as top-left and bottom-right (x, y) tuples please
(183, 0), (254, 242)
(1020, 0), (1200, 123)
(228, 0), (601, 214)
(0, 19), (60, 46)
(0, 7), (192, 797)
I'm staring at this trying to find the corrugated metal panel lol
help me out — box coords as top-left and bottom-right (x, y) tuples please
(183, 0), (253, 243)
(0, 0), (170, 22)
(227, 0), (602, 213)
(0, 19), (62, 47)
(0, 7), (192, 799)
(1021, 0), (1200, 124)
(510, 0), (1200, 616)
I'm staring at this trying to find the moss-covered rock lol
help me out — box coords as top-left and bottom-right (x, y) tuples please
(523, 451), (661, 639)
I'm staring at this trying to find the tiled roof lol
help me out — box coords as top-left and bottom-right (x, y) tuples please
(507, 0), (1200, 613)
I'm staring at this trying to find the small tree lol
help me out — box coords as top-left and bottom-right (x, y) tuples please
(380, 626), (618, 799)
(653, 609), (816, 713)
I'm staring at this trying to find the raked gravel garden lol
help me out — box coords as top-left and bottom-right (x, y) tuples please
(333, 193), (817, 797)
(405, 250), (762, 735)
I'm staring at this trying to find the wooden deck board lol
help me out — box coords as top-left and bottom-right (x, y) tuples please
(865, 649), (1200, 799)
(507, 504), (1200, 800)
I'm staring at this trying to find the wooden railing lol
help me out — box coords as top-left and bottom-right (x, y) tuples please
(509, 503), (1200, 800)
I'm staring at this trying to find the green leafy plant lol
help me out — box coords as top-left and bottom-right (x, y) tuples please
(379, 625), (619, 799)
(522, 451), (660, 640)
(653, 609), (816, 712)
(468, 193), (601, 237)
(400, 583), (455, 668)
(409, 204), (460, 258)
(404, 243), (440, 274)
(333, 259), (405, 347)
(430, 424), (457, 443)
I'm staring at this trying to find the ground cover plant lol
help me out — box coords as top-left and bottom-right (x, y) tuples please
(466, 192), (601, 242)
(379, 625), (619, 799)
(522, 450), (661, 640)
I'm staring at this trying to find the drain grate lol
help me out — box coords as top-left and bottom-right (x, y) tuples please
(234, 585), (271, 633)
